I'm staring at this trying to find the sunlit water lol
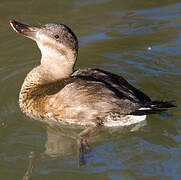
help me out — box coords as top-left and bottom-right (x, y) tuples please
(0, 0), (181, 179)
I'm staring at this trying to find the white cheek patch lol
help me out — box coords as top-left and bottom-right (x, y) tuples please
(35, 32), (76, 65)
(38, 32), (52, 42)
(37, 38), (67, 58)
(37, 42), (57, 59)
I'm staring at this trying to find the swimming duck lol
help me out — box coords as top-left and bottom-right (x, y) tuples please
(10, 20), (175, 160)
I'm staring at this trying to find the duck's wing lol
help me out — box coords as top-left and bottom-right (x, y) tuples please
(72, 68), (151, 104)
(72, 68), (175, 115)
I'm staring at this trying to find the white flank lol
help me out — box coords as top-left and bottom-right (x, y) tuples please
(138, 107), (151, 110)
(104, 115), (147, 127)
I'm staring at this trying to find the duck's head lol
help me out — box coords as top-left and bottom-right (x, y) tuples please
(10, 20), (78, 79)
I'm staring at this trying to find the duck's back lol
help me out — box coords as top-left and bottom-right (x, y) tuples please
(72, 68), (151, 103)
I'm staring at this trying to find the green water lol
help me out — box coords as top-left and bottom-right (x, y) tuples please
(0, 0), (181, 179)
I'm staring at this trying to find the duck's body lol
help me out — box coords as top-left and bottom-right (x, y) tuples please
(19, 67), (148, 126)
(10, 20), (175, 128)
(19, 65), (173, 127)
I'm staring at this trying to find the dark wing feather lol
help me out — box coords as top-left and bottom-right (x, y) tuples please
(72, 68), (151, 103)
(72, 68), (175, 116)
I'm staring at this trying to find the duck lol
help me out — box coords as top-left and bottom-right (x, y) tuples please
(10, 20), (175, 161)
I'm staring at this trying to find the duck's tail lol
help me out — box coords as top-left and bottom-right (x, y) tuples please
(130, 101), (176, 115)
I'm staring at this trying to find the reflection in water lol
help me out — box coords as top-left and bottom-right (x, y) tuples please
(22, 152), (34, 180)
(21, 120), (147, 177)
(44, 125), (78, 157)
(43, 120), (147, 158)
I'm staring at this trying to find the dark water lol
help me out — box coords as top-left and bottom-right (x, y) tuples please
(0, 0), (181, 179)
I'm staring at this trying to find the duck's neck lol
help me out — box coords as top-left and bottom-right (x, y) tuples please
(37, 41), (77, 81)
(19, 48), (77, 112)
(21, 53), (76, 93)
(19, 42), (78, 118)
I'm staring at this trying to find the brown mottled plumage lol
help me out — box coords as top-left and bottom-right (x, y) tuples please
(19, 67), (143, 125)
(10, 20), (175, 165)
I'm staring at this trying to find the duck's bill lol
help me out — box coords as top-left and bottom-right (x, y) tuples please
(10, 20), (40, 40)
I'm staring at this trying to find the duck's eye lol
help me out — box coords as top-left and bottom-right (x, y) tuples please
(54, 35), (59, 39)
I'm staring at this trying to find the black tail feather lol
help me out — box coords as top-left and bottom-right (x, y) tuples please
(130, 101), (176, 116)
(148, 100), (176, 108)
(130, 108), (167, 115)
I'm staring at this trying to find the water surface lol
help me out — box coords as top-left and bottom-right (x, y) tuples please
(0, 0), (181, 179)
